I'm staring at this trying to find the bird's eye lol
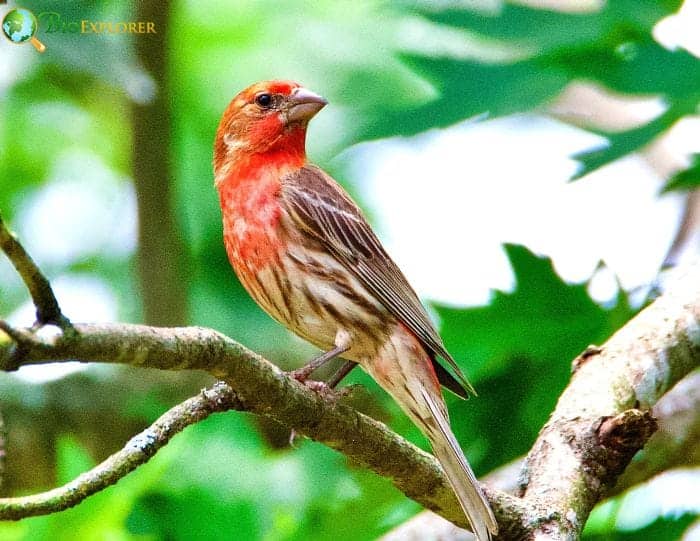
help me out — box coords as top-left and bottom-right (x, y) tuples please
(255, 93), (273, 108)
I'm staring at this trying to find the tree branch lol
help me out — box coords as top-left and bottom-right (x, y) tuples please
(520, 267), (700, 538)
(0, 321), (526, 529)
(0, 216), (69, 328)
(0, 268), (697, 535)
(612, 370), (700, 495)
(0, 214), (698, 537)
(382, 369), (700, 540)
(0, 382), (241, 519)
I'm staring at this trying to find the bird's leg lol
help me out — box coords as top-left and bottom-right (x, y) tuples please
(288, 359), (360, 446)
(326, 360), (358, 389)
(288, 343), (349, 383)
(289, 329), (354, 386)
(288, 335), (357, 446)
(287, 357), (358, 447)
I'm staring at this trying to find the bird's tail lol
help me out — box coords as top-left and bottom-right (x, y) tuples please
(365, 329), (497, 539)
(420, 387), (498, 541)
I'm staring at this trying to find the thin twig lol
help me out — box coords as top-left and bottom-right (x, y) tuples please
(0, 215), (70, 328)
(0, 382), (241, 519)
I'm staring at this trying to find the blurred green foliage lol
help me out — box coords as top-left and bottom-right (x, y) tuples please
(662, 153), (700, 192)
(585, 513), (697, 541)
(0, 0), (697, 539)
(354, 0), (699, 183)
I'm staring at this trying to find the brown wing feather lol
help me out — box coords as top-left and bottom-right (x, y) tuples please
(281, 164), (475, 398)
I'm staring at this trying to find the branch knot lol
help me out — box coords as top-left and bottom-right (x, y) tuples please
(597, 409), (658, 454)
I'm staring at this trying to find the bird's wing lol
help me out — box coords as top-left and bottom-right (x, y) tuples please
(280, 164), (475, 398)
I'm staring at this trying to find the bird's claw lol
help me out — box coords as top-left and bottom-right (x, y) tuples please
(285, 377), (353, 448)
(286, 373), (346, 402)
(288, 366), (315, 384)
(302, 379), (339, 399)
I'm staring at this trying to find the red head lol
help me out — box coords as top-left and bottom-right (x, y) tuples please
(213, 80), (327, 179)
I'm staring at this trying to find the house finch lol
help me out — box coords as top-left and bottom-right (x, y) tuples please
(213, 80), (497, 540)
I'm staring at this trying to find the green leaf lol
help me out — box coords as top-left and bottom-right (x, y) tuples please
(416, 2), (607, 53)
(570, 102), (692, 180)
(662, 154), (700, 193)
(355, 0), (699, 175)
(355, 55), (568, 141)
(414, 1), (694, 99)
(434, 244), (635, 471)
(437, 244), (629, 377)
(416, 0), (682, 54)
(573, 41), (699, 98)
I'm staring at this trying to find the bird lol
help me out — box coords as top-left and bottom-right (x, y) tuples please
(213, 80), (497, 541)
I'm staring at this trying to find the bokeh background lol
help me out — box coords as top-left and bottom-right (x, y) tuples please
(1, 0), (699, 539)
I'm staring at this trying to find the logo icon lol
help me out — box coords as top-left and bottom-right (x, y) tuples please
(2, 8), (46, 52)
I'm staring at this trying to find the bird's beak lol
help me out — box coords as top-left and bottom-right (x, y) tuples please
(286, 87), (328, 123)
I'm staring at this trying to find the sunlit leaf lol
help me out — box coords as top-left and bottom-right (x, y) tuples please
(571, 102), (693, 180)
(662, 154), (700, 193)
(435, 244), (634, 471)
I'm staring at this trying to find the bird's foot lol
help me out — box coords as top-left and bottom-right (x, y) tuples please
(285, 366), (360, 448)
(287, 375), (349, 403)
(302, 379), (340, 400)
(288, 365), (316, 384)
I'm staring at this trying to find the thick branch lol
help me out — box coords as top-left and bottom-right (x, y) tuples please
(382, 369), (700, 540)
(0, 267), (697, 536)
(520, 269), (700, 539)
(0, 217), (68, 327)
(612, 370), (700, 494)
(0, 322), (525, 530)
(0, 382), (240, 518)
